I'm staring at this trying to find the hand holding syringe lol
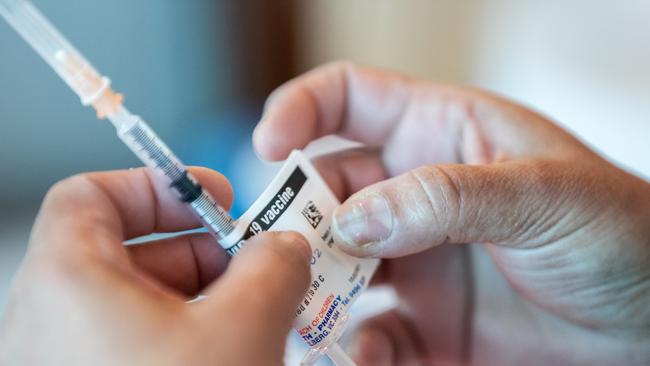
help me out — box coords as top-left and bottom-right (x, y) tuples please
(0, 1), (365, 365)
(0, 0), (236, 242)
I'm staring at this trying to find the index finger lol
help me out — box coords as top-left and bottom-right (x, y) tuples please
(253, 62), (414, 161)
(253, 62), (585, 163)
(30, 167), (233, 258)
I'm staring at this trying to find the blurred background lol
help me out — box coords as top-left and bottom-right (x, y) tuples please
(1, 0), (650, 363)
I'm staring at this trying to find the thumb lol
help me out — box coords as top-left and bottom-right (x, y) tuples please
(201, 231), (312, 338)
(332, 159), (592, 257)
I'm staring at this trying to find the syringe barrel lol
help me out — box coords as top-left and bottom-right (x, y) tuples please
(115, 112), (235, 241)
(118, 114), (186, 183)
(1, 0), (236, 244)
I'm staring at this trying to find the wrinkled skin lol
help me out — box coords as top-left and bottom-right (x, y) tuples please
(254, 62), (650, 365)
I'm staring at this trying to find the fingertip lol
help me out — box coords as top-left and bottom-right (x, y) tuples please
(252, 120), (290, 161)
(245, 231), (312, 268)
(253, 86), (292, 162)
(186, 167), (234, 210)
(206, 231), (312, 328)
(254, 84), (319, 162)
(277, 231), (313, 263)
(246, 231), (312, 296)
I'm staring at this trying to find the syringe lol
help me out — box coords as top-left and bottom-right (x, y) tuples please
(1, 4), (362, 366)
(0, 0), (236, 242)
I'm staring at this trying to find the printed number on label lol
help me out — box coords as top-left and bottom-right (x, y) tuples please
(311, 248), (322, 265)
(249, 221), (263, 236)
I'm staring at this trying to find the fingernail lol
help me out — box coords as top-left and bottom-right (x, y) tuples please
(277, 232), (312, 262)
(333, 194), (393, 248)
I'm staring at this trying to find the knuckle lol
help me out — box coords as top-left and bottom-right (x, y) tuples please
(520, 159), (565, 188)
(43, 173), (95, 207)
(410, 165), (462, 234)
(520, 159), (595, 205)
(502, 159), (602, 243)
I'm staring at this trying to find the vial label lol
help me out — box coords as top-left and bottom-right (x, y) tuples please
(221, 150), (379, 348)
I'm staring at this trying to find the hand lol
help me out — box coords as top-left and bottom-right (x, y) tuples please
(0, 168), (311, 366)
(253, 62), (650, 365)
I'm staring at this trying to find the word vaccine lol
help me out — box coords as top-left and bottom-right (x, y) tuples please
(221, 150), (379, 349)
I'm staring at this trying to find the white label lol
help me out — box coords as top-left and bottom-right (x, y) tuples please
(221, 150), (379, 348)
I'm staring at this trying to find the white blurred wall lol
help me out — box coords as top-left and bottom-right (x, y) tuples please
(473, 0), (650, 178)
(296, 0), (650, 178)
(296, 1), (479, 82)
